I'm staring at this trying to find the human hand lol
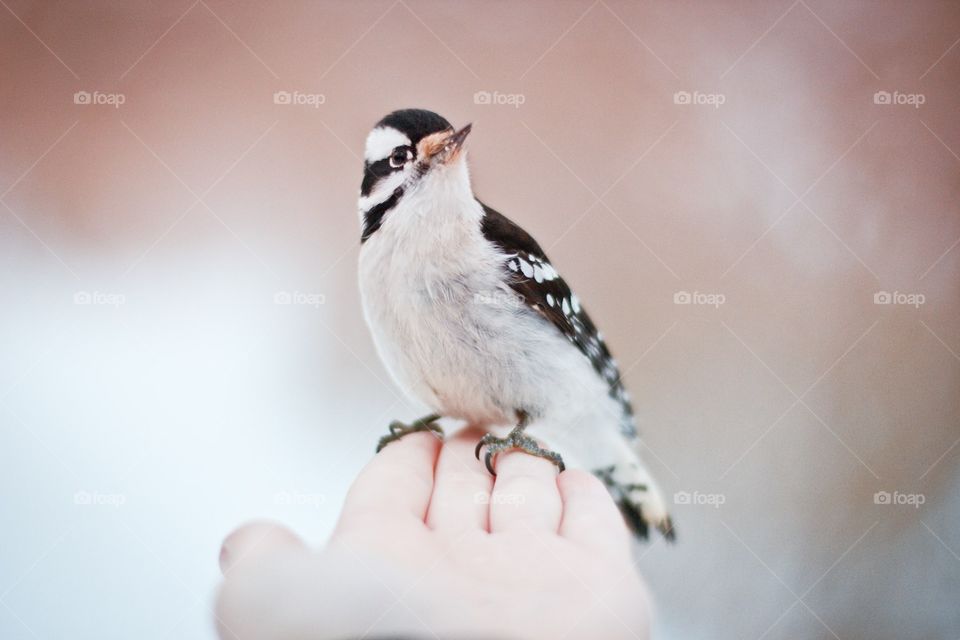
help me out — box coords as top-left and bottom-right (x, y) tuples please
(216, 428), (651, 640)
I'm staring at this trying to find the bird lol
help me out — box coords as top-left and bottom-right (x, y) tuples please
(356, 108), (674, 540)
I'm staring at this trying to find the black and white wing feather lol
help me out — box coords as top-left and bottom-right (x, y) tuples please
(479, 202), (636, 437)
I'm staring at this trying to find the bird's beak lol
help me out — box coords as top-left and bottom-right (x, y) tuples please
(420, 123), (472, 166)
(446, 123), (472, 156)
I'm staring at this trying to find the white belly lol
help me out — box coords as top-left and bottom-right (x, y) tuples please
(357, 193), (617, 435)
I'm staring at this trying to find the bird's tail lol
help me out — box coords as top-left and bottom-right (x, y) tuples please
(593, 439), (676, 541)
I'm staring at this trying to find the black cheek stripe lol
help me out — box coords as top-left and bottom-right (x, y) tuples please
(360, 187), (404, 243)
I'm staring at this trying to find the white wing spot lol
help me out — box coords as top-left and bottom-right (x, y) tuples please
(519, 259), (533, 278)
(546, 293), (555, 307)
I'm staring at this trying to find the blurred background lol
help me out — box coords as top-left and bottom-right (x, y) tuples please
(1, 1), (958, 638)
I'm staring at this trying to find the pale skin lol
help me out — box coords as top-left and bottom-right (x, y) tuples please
(216, 428), (652, 640)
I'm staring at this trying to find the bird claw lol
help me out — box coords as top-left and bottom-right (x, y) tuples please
(474, 431), (566, 476)
(376, 414), (443, 452)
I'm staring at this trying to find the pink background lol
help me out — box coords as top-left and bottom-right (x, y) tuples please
(1, 1), (958, 638)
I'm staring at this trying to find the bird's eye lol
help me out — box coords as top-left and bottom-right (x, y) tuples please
(389, 148), (409, 168)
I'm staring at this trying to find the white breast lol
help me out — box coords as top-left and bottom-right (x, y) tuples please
(357, 165), (619, 437)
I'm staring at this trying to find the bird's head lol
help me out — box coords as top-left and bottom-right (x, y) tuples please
(358, 109), (472, 241)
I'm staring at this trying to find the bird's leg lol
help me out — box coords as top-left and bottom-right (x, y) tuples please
(375, 413), (444, 452)
(474, 410), (566, 475)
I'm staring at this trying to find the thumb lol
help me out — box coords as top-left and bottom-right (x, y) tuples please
(219, 520), (305, 575)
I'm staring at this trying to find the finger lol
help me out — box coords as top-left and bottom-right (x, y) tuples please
(489, 447), (563, 534)
(426, 427), (494, 533)
(219, 520), (306, 576)
(558, 470), (630, 553)
(337, 430), (442, 529)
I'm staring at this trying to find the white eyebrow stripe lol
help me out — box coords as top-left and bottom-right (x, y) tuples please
(364, 126), (411, 163)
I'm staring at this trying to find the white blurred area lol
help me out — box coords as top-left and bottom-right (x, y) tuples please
(1, 1), (959, 639)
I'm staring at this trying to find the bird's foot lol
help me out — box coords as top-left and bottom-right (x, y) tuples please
(376, 414), (443, 453)
(474, 429), (566, 475)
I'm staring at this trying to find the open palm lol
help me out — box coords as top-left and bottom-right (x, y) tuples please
(216, 428), (651, 640)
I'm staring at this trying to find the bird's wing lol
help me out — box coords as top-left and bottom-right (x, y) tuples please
(478, 201), (636, 435)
